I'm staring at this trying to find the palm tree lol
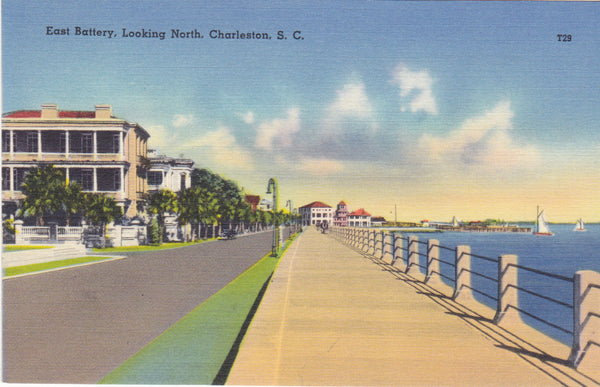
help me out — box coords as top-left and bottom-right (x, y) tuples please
(19, 165), (66, 225)
(146, 189), (178, 244)
(177, 187), (202, 241)
(83, 193), (123, 246)
(236, 202), (252, 234)
(193, 188), (218, 239)
(62, 182), (84, 226)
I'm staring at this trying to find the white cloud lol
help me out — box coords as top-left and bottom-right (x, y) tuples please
(391, 64), (438, 115)
(190, 126), (255, 170)
(254, 108), (301, 151)
(328, 81), (374, 119)
(172, 114), (194, 128)
(297, 157), (344, 176)
(242, 111), (255, 124)
(236, 110), (255, 124)
(321, 81), (378, 138)
(417, 101), (539, 169)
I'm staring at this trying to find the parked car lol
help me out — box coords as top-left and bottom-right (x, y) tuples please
(218, 229), (237, 240)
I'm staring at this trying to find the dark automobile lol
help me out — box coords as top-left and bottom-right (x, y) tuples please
(218, 229), (237, 240)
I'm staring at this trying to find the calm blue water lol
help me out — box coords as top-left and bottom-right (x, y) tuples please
(393, 224), (600, 345)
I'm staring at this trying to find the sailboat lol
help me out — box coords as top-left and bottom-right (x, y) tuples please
(574, 218), (587, 232)
(534, 206), (554, 236)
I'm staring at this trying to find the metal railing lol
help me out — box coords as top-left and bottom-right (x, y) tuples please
(330, 226), (600, 370)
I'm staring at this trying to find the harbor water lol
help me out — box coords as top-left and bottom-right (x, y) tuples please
(396, 223), (600, 345)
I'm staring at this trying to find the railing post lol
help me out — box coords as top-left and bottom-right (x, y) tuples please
(360, 230), (368, 252)
(407, 235), (419, 275)
(426, 239), (441, 285)
(493, 254), (519, 325)
(453, 245), (472, 301)
(13, 220), (24, 245)
(569, 270), (600, 370)
(393, 233), (404, 270)
(382, 232), (391, 263)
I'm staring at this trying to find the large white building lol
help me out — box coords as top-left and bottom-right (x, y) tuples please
(2, 104), (150, 218)
(146, 149), (194, 193)
(299, 201), (334, 227)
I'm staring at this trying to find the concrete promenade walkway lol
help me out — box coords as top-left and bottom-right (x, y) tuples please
(227, 227), (598, 386)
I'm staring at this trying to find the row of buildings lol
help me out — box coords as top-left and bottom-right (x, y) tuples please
(299, 200), (374, 228)
(1, 104), (196, 221)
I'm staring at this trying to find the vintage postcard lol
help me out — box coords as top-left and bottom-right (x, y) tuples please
(2, 1), (599, 385)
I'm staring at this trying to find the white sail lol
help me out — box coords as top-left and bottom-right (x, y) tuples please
(574, 218), (586, 232)
(537, 210), (552, 234)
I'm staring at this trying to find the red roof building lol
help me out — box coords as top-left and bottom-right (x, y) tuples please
(299, 201), (333, 227)
(348, 208), (372, 227)
(244, 194), (261, 211)
(2, 104), (150, 218)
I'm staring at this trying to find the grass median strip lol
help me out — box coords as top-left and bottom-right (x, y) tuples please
(4, 256), (114, 277)
(98, 256), (278, 384)
(4, 245), (53, 252)
(98, 231), (301, 385)
(93, 238), (217, 253)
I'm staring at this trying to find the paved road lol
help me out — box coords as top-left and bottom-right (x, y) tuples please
(3, 231), (271, 384)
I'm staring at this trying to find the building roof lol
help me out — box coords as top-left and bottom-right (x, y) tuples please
(300, 201), (331, 209)
(349, 208), (371, 217)
(338, 200), (347, 205)
(245, 195), (260, 206)
(148, 150), (194, 168)
(3, 110), (114, 119)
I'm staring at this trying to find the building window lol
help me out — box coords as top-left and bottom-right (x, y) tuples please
(70, 168), (94, 191)
(13, 168), (31, 191)
(97, 132), (120, 153)
(147, 171), (163, 186)
(69, 132), (94, 153)
(26, 132), (38, 152)
(2, 131), (11, 152)
(180, 174), (186, 190)
(41, 131), (67, 153)
(82, 133), (93, 153)
(2, 168), (11, 190)
(97, 168), (120, 191)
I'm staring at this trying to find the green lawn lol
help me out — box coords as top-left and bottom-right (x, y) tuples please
(98, 231), (300, 385)
(93, 238), (216, 253)
(4, 245), (53, 252)
(4, 256), (114, 277)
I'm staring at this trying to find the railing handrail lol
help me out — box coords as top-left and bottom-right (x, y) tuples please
(508, 262), (574, 283)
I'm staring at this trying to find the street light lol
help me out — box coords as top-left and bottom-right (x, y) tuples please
(266, 178), (279, 257)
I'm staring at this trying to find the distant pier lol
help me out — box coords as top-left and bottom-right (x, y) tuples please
(434, 224), (533, 233)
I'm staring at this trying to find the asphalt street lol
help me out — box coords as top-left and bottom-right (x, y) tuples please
(2, 231), (272, 384)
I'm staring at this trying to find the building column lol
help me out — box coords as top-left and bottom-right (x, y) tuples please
(37, 130), (42, 157)
(9, 166), (14, 192)
(65, 131), (70, 158)
(120, 166), (125, 194)
(9, 130), (14, 156)
(93, 131), (98, 160)
(93, 167), (98, 192)
(119, 130), (124, 160)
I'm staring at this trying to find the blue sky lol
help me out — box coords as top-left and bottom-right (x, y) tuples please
(3, 1), (599, 221)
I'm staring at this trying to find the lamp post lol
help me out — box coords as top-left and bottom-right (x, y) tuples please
(266, 178), (279, 257)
